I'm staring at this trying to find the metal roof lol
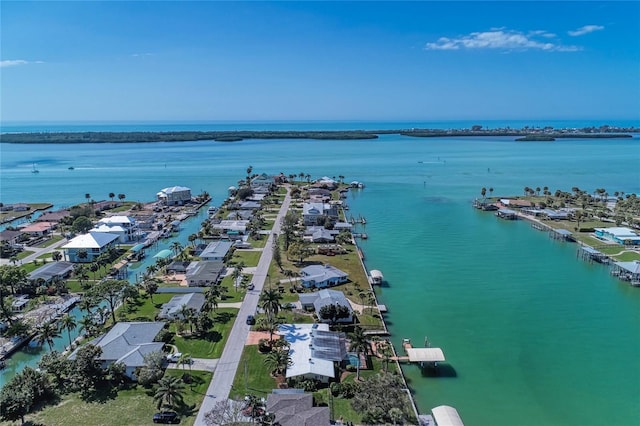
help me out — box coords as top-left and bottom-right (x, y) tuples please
(432, 405), (464, 426)
(406, 347), (446, 362)
(153, 249), (173, 259)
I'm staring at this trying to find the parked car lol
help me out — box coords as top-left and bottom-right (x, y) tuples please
(246, 315), (256, 325)
(247, 283), (255, 290)
(153, 411), (180, 424)
(166, 352), (182, 363)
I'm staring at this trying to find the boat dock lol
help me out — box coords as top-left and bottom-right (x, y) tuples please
(393, 338), (446, 368)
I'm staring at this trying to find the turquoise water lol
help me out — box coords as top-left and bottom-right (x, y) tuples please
(1, 126), (639, 425)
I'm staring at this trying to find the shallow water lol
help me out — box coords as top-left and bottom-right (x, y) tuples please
(1, 126), (639, 424)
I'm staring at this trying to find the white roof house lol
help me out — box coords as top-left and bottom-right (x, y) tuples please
(98, 215), (136, 226)
(299, 264), (348, 288)
(199, 240), (233, 261)
(158, 293), (205, 319)
(595, 227), (640, 244)
(298, 289), (353, 324)
(431, 405), (464, 426)
(157, 186), (192, 205)
(90, 224), (127, 243)
(279, 323), (347, 383)
(62, 232), (119, 262)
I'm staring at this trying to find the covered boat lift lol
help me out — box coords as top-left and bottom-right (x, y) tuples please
(153, 249), (173, 260)
(370, 269), (384, 285)
(431, 405), (464, 426)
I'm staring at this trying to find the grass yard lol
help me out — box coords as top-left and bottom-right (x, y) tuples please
(119, 293), (174, 322)
(613, 251), (640, 261)
(231, 250), (262, 267)
(16, 250), (35, 260)
(229, 345), (276, 400)
(172, 308), (238, 358)
(38, 235), (64, 248)
(18, 370), (212, 426)
(218, 275), (246, 303)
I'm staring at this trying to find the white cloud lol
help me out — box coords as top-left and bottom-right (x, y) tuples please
(568, 25), (604, 36)
(0, 59), (44, 68)
(425, 29), (581, 52)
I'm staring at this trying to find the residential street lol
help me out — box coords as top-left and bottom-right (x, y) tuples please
(194, 186), (291, 425)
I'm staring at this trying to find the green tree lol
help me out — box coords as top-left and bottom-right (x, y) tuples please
(118, 193), (126, 202)
(89, 279), (127, 324)
(70, 344), (104, 399)
(140, 273), (159, 303)
(272, 234), (283, 271)
(231, 261), (244, 292)
(108, 192), (115, 202)
(60, 313), (77, 349)
(348, 326), (371, 381)
(136, 350), (165, 387)
(318, 303), (351, 326)
(72, 216), (93, 234)
(153, 376), (186, 410)
(35, 321), (62, 351)
(263, 348), (292, 376)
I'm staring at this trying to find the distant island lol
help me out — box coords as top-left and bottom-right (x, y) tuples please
(0, 124), (636, 144)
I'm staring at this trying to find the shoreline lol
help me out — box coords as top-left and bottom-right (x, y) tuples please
(0, 127), (636, 143)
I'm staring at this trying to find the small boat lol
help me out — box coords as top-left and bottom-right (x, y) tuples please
(31, 163), (39, 173)
(68, 166), (75, 170)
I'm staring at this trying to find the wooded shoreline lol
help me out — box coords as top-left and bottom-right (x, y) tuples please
(0, 128), (635, 143)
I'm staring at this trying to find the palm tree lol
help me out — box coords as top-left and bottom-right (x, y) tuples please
(85, 193), (91, 205)
(203, 285), (221, 313)
(118, 193), (126, 202)
(263, 349), (292, 376)
(35, 322), (61, 351)
(489, 187), (494, 198)
(153, 376), (186, 411)
(260, 288), (282, 322)
(74, 264), (90, 288)
(52, 251), (62, 262)
(179, 304), (196, 334)
(348, 326), (371, 381)
(231, 262), (244, 292)
(108, 192), (115, 202)
(78, 315), (96, 337)
(177, 353), (192, 372)
(170, 241), (183, 257)
(480, 187), (486, 200)
(60, 314), (77, 349)
(141, 274), (159, 303)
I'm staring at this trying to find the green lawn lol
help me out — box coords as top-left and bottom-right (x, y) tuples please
(231, 250), (262, 267)
(172, 308), (238, 358)
(119, 293), (174, 322)
(38, 235), (64, 248)
(229, 345), (276, 400)
(613, 251), (640, 262)
(19, 370), (212, 426)
(218, 275), (246, 302)
(16, 250), (35, 260)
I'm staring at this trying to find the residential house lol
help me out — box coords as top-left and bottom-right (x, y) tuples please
(225, 210), (253, 221)
(28, 261), (74, 285)
(0, 230), (23, 246)
(266, 391), (330, 426)
(302, 202), (339, 226)
(35, 209), (71, 223)
(212, 220), (249, 236)
(279, 323), (347, 383)
(250, 173), (274, 192)
(62, 232), (119, 262)
(94, 216), (139, 242)
(298, 289), (353, 324)
(313, 177), (337, 190)
(299, 264), (348, 288)
(158, 293), (205, 320)
(166, 260), (192, 274)
(185, 261), (225, 286)
(12, 204), (30, 212)
(157, 186), (192, 206)
(199, 240), (233, 262)
(303, 226), (338, 243)
(20, 221), (56, 237)
(594, 227), (640, 245)
(69, 322), (165, 379)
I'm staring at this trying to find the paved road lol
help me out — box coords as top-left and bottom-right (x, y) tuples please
(0, 237), (68, 266)
(194, 186), (291, 425)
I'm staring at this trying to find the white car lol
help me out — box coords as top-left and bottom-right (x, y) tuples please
(166, 352), (182, 363)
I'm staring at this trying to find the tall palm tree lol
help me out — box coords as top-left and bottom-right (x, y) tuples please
(74, 264), (90, 288)
(60, 314), (77, 349)
(348, 326), (371, 381)
(35, 322), (61, 351)
(78, 315), (96, 337)
(109, 192), (115, 202)
(170, 241), (183, 257)
(260, 289), (282, 322)
(153, 376), (186, 410)
(179, 305), (196, 334)
(231, 262), (244, 291)
(203, 285), (221, 313)
(141, 273), (159, 303)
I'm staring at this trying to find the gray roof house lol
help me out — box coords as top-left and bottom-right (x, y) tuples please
(298, 289), (353, 324)
(158, 293), (205, 320)
(304, 226), (338, 243)
(302, 202), (339, 226)
(186, 261), (225, 287)
(28, 261), (74, 284)
(70, 321), (165, 379)
(299, 264), (348, 289)
(199, 240), (233, 261)
(266, 392), (331, 426)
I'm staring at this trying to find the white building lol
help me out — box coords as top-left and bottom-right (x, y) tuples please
(94, 216), (139, 242)
(157, 186), (192, 206)
(62, 232), (119, 262)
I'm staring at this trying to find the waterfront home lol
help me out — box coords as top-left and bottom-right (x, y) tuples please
(225, 210), (253, 220)
(299, 289), (353, 324)
(28, 261), (74, 285)
(302, 202), (339, 226)
(250, 173), (275, 191)
(594, 227), (640, 245)
(499, 199), (532, 208)
(95, 215), (139, 242)
(611, 261), (640, 285)
(185, 261), (225, 286)
(157, 186), (192, 206)
(333, 221), (353, 232)
(158, 293), (205, 320)
(266, 391), (330, 426)
(279, 323), (347, 384)
(313, 176), (338, 190)
(303, 226), (338, 243)
(496, 208), (517, 220)
(69, 321), (165, 379)
(166, 260), (192, 274)
(19, 221), (56, 237)
(35, 209), (71, 223)
(299, 264), (348, 288)
(199, 240), (233, 262)
(62, 232), (119, 262)
(212, 219), (249, 236)
(0, 229), (23, 246)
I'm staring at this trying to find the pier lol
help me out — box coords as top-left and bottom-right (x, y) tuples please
(393, 338), (446, 369)
(577, 245), (609, 264)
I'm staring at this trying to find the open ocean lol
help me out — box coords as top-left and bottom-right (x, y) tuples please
(1, 120), (639, 425)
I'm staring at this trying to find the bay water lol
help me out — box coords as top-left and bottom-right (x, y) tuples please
(1, 124), (639, 425)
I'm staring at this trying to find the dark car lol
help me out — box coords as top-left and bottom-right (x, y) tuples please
(153, 411), (180, 424)
(246, 314), (256, 325)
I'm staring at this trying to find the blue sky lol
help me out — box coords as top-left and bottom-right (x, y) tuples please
(1, 1), (639, 122)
